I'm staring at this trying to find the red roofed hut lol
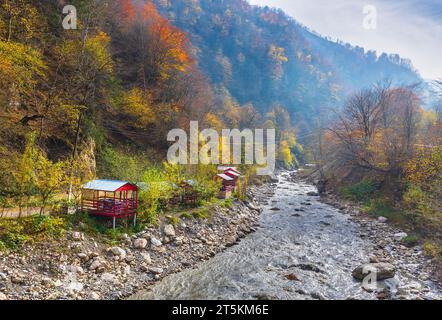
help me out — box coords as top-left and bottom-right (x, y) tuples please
(217, 166), (241, 199)
(81, 180), (138, 229)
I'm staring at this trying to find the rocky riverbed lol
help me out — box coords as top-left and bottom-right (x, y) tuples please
(313, 186), (442, 299)
(130, 171), (441, 300)
(0, 184), (274, 300)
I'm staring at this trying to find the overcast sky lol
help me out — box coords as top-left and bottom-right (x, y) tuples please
(248, 0), (442, 80)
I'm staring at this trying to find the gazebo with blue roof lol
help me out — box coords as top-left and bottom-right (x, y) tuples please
(81, 179), (138, 229)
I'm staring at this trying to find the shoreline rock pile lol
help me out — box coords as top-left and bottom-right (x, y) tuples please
(0, 184), (273, 300)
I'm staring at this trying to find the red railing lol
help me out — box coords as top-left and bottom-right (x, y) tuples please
(81, 197), (137, 218)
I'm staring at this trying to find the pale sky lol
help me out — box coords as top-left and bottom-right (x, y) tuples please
(248, 0), (442, 80)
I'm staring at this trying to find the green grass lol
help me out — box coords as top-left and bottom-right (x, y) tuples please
(361, 198), (414, 227)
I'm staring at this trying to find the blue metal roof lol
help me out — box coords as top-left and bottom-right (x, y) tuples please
(82, 179), (131, 192)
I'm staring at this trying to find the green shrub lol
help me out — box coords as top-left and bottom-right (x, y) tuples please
(401, 235), (419, 247)
(192, 208), (210, 220)
(403, 185), (433, 215)
(168, 215), (180, 226)
(0, 240), (7, 251)
(340, 180), (378, 203)
(180, 212), (193, 220)
(221, 198), (233, 209)
(28, 215), (66, 237)
(0, 215), (68, 251)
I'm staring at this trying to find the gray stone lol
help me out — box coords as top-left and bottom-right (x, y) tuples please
(175, 236), (185, 246)
(149, 267), (164, 275)
(133, 238), (148, 249)
(394, 232), (408, 241)
(71, 231), (84, 241)
(101, 273), (117, 283)
(109, 247), (126, 259)
(89, 259), (102, 271)
(89, 292), (100, 300)
(77, 253), (89, 261)
(377, 216), (388, 223)
(164, 224), (176, 237)
(352, 263), (396, 281)
(141, 253), (152, 265)
(150, 237), (162, 247)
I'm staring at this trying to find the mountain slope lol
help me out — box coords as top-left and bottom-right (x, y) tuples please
(153, 0), (421, 125)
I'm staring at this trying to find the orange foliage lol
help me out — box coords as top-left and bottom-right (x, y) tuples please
(141, 1), (192, 75)
(118, 0), (136, 23)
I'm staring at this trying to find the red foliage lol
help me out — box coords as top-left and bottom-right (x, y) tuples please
(117, 0), (136, 23)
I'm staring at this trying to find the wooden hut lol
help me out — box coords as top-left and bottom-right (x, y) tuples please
(216, 173), (236, 199)
(81, 180), (138, 229)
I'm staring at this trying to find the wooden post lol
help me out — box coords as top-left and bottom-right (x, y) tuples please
(113, 216), (116, 230)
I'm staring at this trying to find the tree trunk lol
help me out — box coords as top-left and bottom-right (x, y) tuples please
(7, 17), (12, 42)
(68, 112), (83, 201)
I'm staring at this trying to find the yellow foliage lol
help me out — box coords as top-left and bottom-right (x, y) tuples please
(120, 88), (156, 128)
(269, 45), (288, 63)
(278, 140), (293, 166)
(85, 32), (113, 73)
(0, 40), (46, 93)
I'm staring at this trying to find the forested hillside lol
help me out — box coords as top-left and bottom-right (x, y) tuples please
(0, 0), (430, 213)
(153, 0), (421, 127)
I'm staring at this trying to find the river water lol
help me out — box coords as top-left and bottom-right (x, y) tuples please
(131, 172), (439, 300)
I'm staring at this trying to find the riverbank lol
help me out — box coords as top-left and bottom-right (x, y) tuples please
(288, 171), (442, 299)
(0, 184), (274, 300)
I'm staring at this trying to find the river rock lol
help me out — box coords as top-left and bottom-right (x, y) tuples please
(89, 258), (103, 271)
(77, 253), (89, 261)
(89, 292), (100, 300)
(149, 267), (164, 275)
(71, 231), (85, 241)
(133, 238), (148, 249)
(10, 273), (26, 285)
(141, 253), (152, 265)
(352, 263), (396, 281)
(109, 247), (126, 259)
(175, 236), (185, 246)
(150, 237), (162, 247)
(377, 216), (388, 223)
(307, 191), (319, 197)
(101, 273), (117, 283)
(0, 292), (7, 300)
(394, 232), (408, 241)
(164, 224), (175, 237)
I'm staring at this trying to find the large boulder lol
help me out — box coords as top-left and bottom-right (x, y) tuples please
(352, 263), (396, 281)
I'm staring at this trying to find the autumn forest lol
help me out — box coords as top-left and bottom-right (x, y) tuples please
(0, 0), (441, 301)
